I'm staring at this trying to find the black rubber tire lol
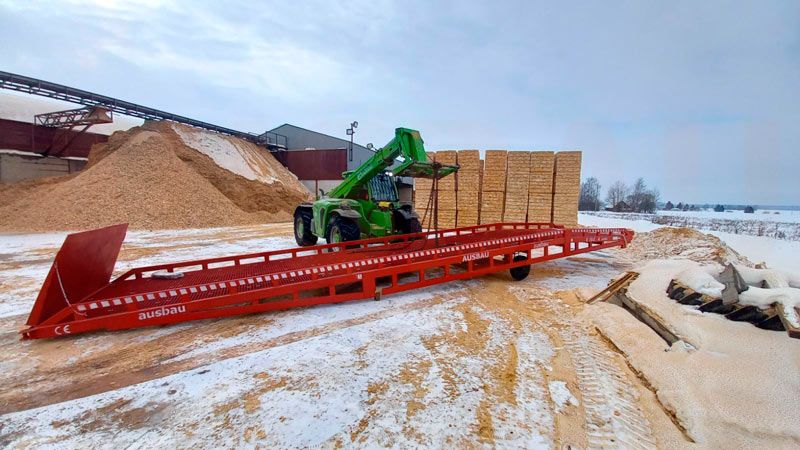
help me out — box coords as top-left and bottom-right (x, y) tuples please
(510, 254), (531, 281)
(403, 217), (422, 234)
(326, 216), (361, 245)
(293, 207), (318, 246)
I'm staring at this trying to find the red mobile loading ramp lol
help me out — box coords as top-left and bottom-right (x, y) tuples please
(22, 223), (633, 339)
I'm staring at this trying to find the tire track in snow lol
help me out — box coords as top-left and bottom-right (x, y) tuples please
(561, 328), (657, 450)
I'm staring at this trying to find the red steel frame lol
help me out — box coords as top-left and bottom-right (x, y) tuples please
(22, 222), (633, 339)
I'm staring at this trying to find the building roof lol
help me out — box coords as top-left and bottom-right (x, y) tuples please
(269, 123), (369, 152)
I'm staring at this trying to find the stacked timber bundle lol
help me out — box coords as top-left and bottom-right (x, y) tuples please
(502, 151), (531, 222)
(480, 150), (507, 224)
(456, 150), (481, 226)
(527, 151), (555, 223)
(412, 148), (582, 229)
(552, 151), (582, 226)
(413, 151), (437, 228)
(434, 150), (458, 228)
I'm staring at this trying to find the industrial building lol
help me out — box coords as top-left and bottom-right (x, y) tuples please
(0, 71), (412, 200)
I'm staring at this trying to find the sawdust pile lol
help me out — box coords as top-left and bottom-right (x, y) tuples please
(0, 121), (312, 231)
(622, 227), (750, 266)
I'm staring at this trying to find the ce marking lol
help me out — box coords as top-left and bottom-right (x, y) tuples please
(55, 325), (72, 335)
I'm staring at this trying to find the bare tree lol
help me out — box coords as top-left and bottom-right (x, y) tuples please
(579, 177), (603, 211)
(605, 181), (629, 208)
(641, 187), (660, 213)
(627, 177), (648, 211)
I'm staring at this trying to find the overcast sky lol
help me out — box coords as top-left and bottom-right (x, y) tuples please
(1, 1), (798, 205)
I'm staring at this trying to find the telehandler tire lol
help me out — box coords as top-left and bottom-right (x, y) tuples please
(327, 216), (360, 245)
(294, 207), (318, 246)
(404, 217), (423, 234)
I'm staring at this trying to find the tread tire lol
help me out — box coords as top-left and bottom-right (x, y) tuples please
(326, 216), (360, 245)
(294, 207), (318, 246)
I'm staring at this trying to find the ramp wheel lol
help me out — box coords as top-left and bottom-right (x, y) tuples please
(294, 207), (318, 246)
(510, 254), (531, 281)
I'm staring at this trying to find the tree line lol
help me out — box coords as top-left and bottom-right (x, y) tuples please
(579, 177), (660, 213)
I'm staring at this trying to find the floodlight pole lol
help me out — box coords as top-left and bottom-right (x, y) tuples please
(346, 120), (358, 161)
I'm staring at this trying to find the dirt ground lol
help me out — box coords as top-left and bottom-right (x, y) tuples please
(0, 223), (712, 449)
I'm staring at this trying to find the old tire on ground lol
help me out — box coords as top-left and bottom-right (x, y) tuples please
(294, 207), (318, 246)
(326, 216), (360, 245)
(510, 254), (531, 281)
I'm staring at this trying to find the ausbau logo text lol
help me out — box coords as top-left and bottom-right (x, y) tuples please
(138, 305), (186, 321)
(462, 251), (489, 262)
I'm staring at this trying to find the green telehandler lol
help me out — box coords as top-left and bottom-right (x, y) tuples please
(293, 127), (459, 246)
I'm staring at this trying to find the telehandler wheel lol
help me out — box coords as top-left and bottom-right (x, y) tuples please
(326, 216), (360, 245)
(404, 217), (422, 234)
(293, 207), (318, 246)
(510, 254), (531, 281)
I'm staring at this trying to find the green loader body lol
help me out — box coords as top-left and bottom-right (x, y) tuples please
(293, 128), (458, 246)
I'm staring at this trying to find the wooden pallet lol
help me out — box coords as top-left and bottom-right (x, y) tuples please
(666, 278), (799, 339)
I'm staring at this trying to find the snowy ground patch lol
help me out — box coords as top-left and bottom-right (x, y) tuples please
(547, 381), (578, 413)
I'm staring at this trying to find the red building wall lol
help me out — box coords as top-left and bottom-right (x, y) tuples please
(277, 149), (347, 180)
(0, 118), (108, 158)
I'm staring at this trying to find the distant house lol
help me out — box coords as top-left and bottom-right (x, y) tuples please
(744, 206), (755, 213)
(606, 201), (633, 213)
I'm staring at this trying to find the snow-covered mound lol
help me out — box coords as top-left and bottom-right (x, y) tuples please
(589, 259), (800, 447)
(172, 124), (280, 185)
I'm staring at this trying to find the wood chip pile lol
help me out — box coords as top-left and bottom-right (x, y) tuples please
(0, 121), (313, 232)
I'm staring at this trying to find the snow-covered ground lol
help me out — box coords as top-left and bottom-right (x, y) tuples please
(657, 208), (800, 223)
(580, 212), (800, 273)
(582, 210), (800, 241)
(589, 260), (800, 447)
(2, 220), (798, 448)
(2, 223), (674, 448)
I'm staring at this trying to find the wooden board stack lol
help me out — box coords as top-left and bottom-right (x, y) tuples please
(527, 151), (555, 223)
(480, 150), (507, 224)
(413, 148), (581, 229)
(552, 151), (582, 226)
(433, 150), (458, 228)
(456, 150), (480, 226)
(502, 151), (531, 222)
(413, 151), (436, 228)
